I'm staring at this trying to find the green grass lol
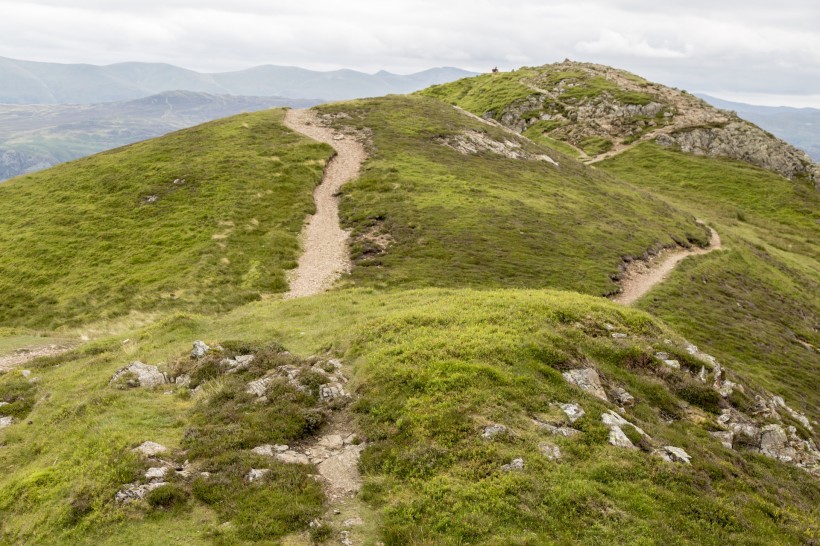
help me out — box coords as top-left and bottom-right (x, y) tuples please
(317, 95), (708, 296)
(1, 289), (817, 544)
(0, 109), (333, 329)
(600, 143), (820, 421)
(419, 70), (538, 120)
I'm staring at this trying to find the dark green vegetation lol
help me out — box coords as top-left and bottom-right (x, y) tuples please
(0, 109), (333, 329)
(1, 290), (818, 544)
(601, 143), (819, 420)
(322, 95), (708, 295)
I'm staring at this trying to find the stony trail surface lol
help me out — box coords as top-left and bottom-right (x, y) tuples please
(614, 227), (722, 305)
(0, 343), (77, 372)
(283, 109), (366, 299)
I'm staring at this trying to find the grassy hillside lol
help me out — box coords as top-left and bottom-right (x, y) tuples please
(599, 144), (820, 421)
(1, 289), (818, 544)
(0, 109), (333, 329)
(319, 95), (708, 295)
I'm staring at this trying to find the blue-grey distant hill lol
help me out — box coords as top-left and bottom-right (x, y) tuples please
(0, 91), (320, 181)
(0, 57), (477, 104)
(698, 94), (820, 162)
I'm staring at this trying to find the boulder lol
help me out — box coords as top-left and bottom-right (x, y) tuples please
(710, 431), (734, 449)
(247, 468), (271, 482)
(533, 419), (580, 437)
(0, 416), (13, 429)
(145, 467), (170, 481)
(601, 410), (647, 436)
(501, 458), (525, 472)
(191, 340), (210, 359)
(110, 362), (167, 389)
(562, 368), (608, 401)
(612, 387), (635, 408)
(320, 383), (347, 401)
(115, 482), (167, 503)
(275, 451), (311, 465)
(539, 442), (562, 461)
(482, 424), (508, 439)
(246, 376), (273, 397)
(133, 441), (169, 457)
(661, 446), (692, 464)
(558, 403), (585, 423)
(608, 426), (637, 449)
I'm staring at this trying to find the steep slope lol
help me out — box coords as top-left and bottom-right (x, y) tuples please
(0, 91), (322, 181)
(318, 95), (710, 296)
(421, 60), (818, 182)
(0, 109), (333, 329)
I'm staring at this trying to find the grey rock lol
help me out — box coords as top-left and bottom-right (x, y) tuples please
(662, 359), (680, 369)
(20, 369), (31, 378)
(501, 458), (525, 471)
(0, 416), (13, 429)
(319, 383), (347, 401)
(607, 426), (637, 449)
(174, 374), (192, 388)
(539, 442), (562, 460)
(562, 368), (608, 401)
(191, 340), (210, 359)
(133, 441), (169, 457)
(482, 424), (508, 439)
(601, 410), (647, 437)
(661, 446), (692, 464)
(247, 468), (271, 482)
(110, 361), (167, 389)
(251, 444), (290, 456)
(558, 403), (585, 423)
(145, 466), (170, 480)
(612, 387), (635, 408)
(533, 419), (580, 437)
(275, 450), (311, 465)
(711, 431), (734, 449)
(115, 482), (167, 503)
(246, 376), (273, 397)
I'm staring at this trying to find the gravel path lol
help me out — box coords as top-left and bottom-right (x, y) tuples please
(614, 227), (722, 305)
(283, 109), (366, 299)
(0, 343), (76, 372)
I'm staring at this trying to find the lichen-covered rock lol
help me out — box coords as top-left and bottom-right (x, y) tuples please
(539, 442), (562, 460)
(562, 368), (608, 401)
(247, 468), (271, 482)
(133, 441), (169, 457)
(608, 426), (637, 449)
(710, 431), (734, 449)
(482, 424), (508, 439)
(0, 416), (13, 429)
(558, 403), (585, 423)
(110, 362), (167, 389)
(246, 376), (273, 397)
(191, 340), (210, 359)
(501, 458), (525, 471)
(612, 387), (635, 408)
(532, 419), (580, 437)
(115, 482), (167, 503)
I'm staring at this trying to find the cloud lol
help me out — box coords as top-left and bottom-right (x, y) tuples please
(576, 30), (691, 59)
(0, 0), (818, 105)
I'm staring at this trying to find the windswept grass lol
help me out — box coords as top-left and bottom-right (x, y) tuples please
(0, 109), (333, 329)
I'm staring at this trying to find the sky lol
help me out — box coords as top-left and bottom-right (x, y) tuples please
(2, 0), (819, 107)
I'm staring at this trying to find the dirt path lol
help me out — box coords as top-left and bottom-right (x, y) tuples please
(613, 227), (722, 305)
(0, 343), (76, 372)
(283, 109), (366, 299)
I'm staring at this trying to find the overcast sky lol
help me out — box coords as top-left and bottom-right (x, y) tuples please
(2, 0), (819, 107)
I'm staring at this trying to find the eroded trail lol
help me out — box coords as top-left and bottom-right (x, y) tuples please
(614, 227), (722, 305)
(0, 343), (77, 372)
(283, 109), (366, 299)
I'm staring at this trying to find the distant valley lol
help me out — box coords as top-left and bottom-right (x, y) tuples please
(699, 94), (820, 161)
(0, 91), (321, 181)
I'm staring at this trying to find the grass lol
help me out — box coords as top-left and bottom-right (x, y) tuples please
(419, 69), (538, 120)
(317, 95), (708, 296)
(600, 142), (819, 421)
(1, 289), (818, 544)
(0, 109), (333, 329)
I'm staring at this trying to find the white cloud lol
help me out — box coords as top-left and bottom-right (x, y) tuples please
(0, 0), (818, 104)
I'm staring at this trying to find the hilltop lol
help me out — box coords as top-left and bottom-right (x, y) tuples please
(0, 62), (818, 545)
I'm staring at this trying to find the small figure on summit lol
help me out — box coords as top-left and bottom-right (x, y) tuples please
(491, 66), (499, 73)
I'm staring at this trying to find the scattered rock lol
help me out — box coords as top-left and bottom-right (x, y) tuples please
(539, 442), (562, 460)
(133, 441), (169, 457)
(611, 333), (628, 339)
(533, 419), (580, 437)
(145, 466), (169, 480)
(247, 469), (270, 482)
(20, 369), (31, 378)
(482, 424), (508, 439)
(558, 403), (585, 423)
(601, 410), (647, 436)
(174, 374), (192, 388)
(246, 376), (273, 397)
(0, 416), (13, 429)
(319, 383), (347, 401)
(501, 458), (525, 472)
(275, 451), (311, 465)
(710, 431), (734, 449)
(608, 426), (637, 449)
(223, 354), (256, 374)
(251, 444), (289, 456)
(111, 362), (168, 389)
(191, 340), (210, 359)
(612, 387), (635, 408)
(115, 482), (166, 503)
(562, 368), (608, 401)
(655, 446), (692, 464)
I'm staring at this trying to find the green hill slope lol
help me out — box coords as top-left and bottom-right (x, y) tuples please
(0, 110), (332, 329)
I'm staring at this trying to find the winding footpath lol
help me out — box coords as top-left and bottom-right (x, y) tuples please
(613, 227), (722, 305)
(283, 109), (366, 299)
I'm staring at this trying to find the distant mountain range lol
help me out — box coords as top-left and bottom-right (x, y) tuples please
(698, 94), (820, 161)
(0, 57), (477, 104)
(0, 91), (320, 180)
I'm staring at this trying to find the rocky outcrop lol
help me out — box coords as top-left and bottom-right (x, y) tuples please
(110, 362), (168, 389)
(562, 368), (608, 401)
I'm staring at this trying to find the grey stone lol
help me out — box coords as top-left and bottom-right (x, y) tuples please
(145, 467), (169, 480)
(611, 333), (628, 339)
(247, 468), (271, 482)
(191, 340), (210, 359)
(20, 369), (31, 378)
(711, 431), (734, 449)
(482, 424), (508, 439)
(115, 482), (166, 503)
(0, 416), (13, 429)
(133, 441), (169, 457)
(501, 458), (525, 471)
(539, 442), (562, 460)
(662, 446), (692, 464)
(607, 426), (637, 449)
(246, 376), (273, 397)
(601, 410), (647, 437)
(251, 444), (290, 456)
(662, 359), (680, 369)
(174, 374), (191, 387)
(275, 451), (311, 465)
(612, 387), (635, 408)
(562, 368), (608, 401)
(110, 361), (167, 389)
(319, 383), (347, 401)
(558, 403), (585, 423)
